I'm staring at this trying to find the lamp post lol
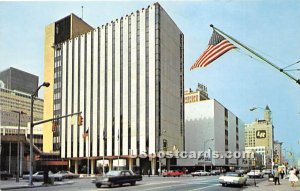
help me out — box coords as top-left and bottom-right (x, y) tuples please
(203, 138), (214, 172)
(29, 82), (50, 186)
(249, 107), (264, 112)
(11, 110), (26, 182)
(253, 157), (257, 187)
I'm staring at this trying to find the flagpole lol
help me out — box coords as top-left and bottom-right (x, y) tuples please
(87, 127), (90, 176)
(210, 24), (300, 85)
(102, 130), (105, 175)
(118, 128), (120, 170)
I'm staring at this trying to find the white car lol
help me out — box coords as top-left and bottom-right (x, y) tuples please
(23, 171), (63, 181)
(262, 169), (272, 175)
(191, 170), (210, 176)
(219, 172), (247, 187)
(247, 170), (264, 178)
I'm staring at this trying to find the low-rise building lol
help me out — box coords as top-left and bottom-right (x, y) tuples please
(178, 84), (245, 171)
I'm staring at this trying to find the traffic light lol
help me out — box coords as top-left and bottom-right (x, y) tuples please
(52, 121), (58, 132)
(78, 115), (83, 126)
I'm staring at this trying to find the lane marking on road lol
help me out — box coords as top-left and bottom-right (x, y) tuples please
(141, 183), (188, 191)
(142, 181), (179, 186)
(188, 184), (220, 191)
(140, 181), (218, 191)
(185, 181), (219, 184)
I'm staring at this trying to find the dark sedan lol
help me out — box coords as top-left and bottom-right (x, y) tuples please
(93, 170), (142, 188)
(0, 171), (13, 180)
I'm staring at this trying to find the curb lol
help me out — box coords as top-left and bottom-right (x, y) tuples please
(1, 181), (74, 190)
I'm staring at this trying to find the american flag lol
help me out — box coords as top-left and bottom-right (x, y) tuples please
(190, 30), (236, 70)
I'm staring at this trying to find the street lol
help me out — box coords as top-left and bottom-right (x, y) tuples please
(6, 175), (267, 191)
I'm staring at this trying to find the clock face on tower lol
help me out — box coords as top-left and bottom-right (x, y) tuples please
(0, 80), (5, 88)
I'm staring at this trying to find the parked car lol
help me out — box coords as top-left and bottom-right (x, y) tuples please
(211, 170), (221, 175)
(0, 171), (13, 180)
(93, 170), (142, 188)
(235, 169), (246, 174)
(219, 172), (247, 187)
(23, 171), (63, 181)
(262, 169), (272, 175)
(162, 170), (184, 177)
(191, 170), (210, 176)
(247, 170), (264, 178)
(55, 171), (79, 179)
(51, 172), (64, 181)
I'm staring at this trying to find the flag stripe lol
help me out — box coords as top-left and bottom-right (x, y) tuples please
(190, 30), (236, 70)
(197, 40), (233, 66)
(201, 43), (236, 67)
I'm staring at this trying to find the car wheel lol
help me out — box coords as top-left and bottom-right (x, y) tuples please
(130, 181), (136, 186)
(109, 182), (114, 188)
(221, 183), (225, 187)
(95, 183), (101, 188)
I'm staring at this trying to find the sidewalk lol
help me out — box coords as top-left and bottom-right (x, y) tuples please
(0, 179), (74, 190)
(244, 177), (300, 191)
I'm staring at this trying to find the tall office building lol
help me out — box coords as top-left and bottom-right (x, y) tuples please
(245, 106), (274, 168)
(0, 67), (39, 96)
(0, 67), (43, 127)
(178, 84), (245, 170)
(43, 14), (93, 153)
(0, 87), (43, 127)
(45, 3), (184, 174)
(0, 67), (43, 174)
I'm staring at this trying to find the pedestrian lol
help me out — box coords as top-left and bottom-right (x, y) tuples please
(274, 168), (280, 185)
(289, 168), (299, 187)
(148, 169), (151, 177)
(280, 169), (284, 179)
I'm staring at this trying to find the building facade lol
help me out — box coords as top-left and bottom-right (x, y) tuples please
(43, 13), (94, 153)
(273, 140), (283, 165)
(0, 87), (43, 127)
(245, 106), (274, 168)
(0, 68), (44, 175)
(46, 3), (184, 174)
(178, 85), (245, 170)
(0, 67), (39, 96)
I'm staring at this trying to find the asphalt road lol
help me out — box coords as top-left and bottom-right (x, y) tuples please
(7, 175), (267, 191)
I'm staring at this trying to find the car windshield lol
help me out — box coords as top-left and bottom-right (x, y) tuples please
(226, 173), (240, 177)
(106, 171), (121, 176)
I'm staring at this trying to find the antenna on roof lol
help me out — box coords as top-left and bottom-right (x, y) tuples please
(81, 6), (84, 20)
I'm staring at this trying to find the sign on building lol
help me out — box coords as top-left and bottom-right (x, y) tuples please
(256, 130), (266, 139)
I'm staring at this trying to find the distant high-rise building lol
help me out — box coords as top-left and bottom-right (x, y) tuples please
(184, 83), (209, 104)
(245, 105), (274, 168)
(0, 67), (38, 96)
(0, 67), (44, 174)
(44, 3), (184, 175)
(274, 140), (283, 165)
(0, 87), (43, 127)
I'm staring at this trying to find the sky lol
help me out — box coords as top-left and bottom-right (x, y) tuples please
(1, 0), (300, 163)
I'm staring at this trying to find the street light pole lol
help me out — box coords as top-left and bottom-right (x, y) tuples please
(29, 82), (50, 186)
(11, 110), (26, 182)
(203, 138), (214, 172)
